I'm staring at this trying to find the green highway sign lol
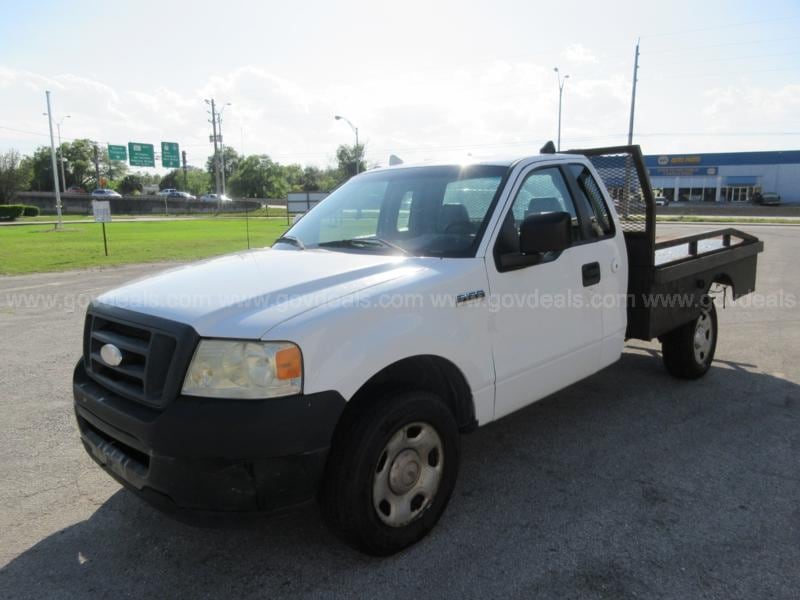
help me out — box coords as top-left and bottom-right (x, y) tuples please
(128, 142), (155, 167)
(108, 144), (127, 161)
(161, 142), (180, 168)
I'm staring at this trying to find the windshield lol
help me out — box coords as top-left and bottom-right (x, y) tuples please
(278, 165), (509, 257)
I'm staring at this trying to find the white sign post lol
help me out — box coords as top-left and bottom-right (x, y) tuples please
(92, 200), (111, 256)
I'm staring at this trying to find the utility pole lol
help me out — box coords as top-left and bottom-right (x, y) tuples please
(334, 115), (360, 175)
(553, 67), (570, 152)
(627, 39), (640, 146)
(45, 91), (63, 230)
(206, 99), (221, 196)
(182, 150), (188, 188)
(355, 128), (360, 174)
(218, 114), (227, 196)
(216, 102), (232, 197)
(93, 143), (101, 188)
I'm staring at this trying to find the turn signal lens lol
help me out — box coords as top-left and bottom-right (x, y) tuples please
(275, 346), (302, 380)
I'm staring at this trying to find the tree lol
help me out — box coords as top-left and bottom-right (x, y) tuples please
(336, 143), (366, 180)
(118, 174), (144, 195)
(228, 155), (289, 199)
(206, 146), (240, 183)
(0, 149), (33, 203)
(61, 139), (98, 189)
(28, 147), (56, 191)
(319, 167), (343, 191)
(159, 170), (180, 191)
(301, 166), (323, 192)
(283, 163), (305, 192)
(160, 167), (212, 196)
(183, 168), (212, 196)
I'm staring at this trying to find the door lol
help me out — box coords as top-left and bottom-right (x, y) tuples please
(486, 164), (604, 420)
(566, 163), (628, 367)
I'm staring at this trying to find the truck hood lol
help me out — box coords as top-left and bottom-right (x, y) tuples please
(96, 248), (422, 338)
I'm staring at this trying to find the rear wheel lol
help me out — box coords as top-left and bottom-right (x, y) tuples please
(661, 300), (718, 379)
(321, 390), (460, 556)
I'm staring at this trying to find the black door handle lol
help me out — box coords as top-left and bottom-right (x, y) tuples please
(582, 262), (601, 286)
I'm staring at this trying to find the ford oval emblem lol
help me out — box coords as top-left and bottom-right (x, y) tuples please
(100, 343), (123, 367)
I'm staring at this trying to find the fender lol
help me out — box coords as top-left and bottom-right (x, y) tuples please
(263, 257), (497, 425)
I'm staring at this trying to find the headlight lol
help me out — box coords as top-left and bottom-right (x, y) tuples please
(182, 340), (302, 399)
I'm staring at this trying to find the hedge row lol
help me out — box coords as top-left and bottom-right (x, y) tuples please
(0, 204), (40, 220)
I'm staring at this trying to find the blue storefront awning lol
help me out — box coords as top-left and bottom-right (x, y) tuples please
(725, 176), (758, 185)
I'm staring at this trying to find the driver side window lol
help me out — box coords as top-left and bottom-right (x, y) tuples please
(496, 167), (581, 256)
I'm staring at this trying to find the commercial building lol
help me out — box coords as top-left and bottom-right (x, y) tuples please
(644, 150), (800, 203)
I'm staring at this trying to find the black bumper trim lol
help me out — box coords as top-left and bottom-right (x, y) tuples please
(74, 361), (346, 515)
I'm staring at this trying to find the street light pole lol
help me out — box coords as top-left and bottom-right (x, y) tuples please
(553, 68), (570, 152)
(335, 115), (360, 175)
(56, 116), (70, 192)
(44, 91), (63, 230)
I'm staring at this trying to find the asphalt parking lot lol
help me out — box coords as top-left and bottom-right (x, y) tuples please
(0, 224), (797, 599)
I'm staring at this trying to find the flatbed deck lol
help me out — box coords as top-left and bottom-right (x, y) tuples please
(569, 145), (764, 341)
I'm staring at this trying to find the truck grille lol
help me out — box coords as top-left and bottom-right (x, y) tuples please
(83, 308), (194, 408)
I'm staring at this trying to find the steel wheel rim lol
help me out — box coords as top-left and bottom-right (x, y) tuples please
(693, 310), (714, 364)
(372, 421), (444, 528)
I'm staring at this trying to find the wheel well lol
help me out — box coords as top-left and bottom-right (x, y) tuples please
(341, 355), (476, 433)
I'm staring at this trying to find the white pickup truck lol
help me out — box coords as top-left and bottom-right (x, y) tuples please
(73, 145), (763, 555)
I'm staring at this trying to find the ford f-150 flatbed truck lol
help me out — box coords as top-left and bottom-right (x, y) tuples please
(73, 145), (763, 555)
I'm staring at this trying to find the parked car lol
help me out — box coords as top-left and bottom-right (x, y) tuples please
(157, 188), (177, 197)
(90, 188), (121, 198)
(753, 192), (781, 206)
(66, 185), (86, 194)
(73, 145), (764, 556)
(654, 196), (669, 206)
(167, 191), (196, 200)
(199, 193), (233, 202)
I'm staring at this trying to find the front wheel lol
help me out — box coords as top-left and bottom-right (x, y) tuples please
(661, 300), (718, 379)
(321, 390), (460, 556)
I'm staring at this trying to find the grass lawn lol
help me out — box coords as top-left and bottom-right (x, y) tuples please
(0, 218), (288, 275)
(16, 206), (288, 223)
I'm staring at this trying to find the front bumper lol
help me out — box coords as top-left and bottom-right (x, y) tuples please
(73, 361), (346, 519)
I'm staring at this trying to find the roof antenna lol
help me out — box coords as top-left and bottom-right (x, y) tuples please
(389, 154), (404, 166)
(540, 141), (556, 154)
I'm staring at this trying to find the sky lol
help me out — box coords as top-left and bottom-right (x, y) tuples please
(1, 0), (799, 170)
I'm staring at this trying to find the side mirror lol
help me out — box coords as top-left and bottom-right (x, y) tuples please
(519, 211), (572, 254)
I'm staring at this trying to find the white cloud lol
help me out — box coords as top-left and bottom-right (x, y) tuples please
(0, 60), (798, 169)
(563, 44), (598, 65)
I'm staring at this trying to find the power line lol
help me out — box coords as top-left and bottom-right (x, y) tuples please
(648, 50), (800, 68)
(642, 14), (800, 39)
(645, 35), (800, 56)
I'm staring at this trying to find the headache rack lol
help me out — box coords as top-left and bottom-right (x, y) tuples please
(567, 145), (764, 340)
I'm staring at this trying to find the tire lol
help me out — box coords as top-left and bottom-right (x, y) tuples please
(661, 299), (718, 379)
(321, 390), (460, 556)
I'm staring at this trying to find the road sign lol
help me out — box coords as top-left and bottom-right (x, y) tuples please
(92, 200), (111, 256)
(128, 142), (155, 167)
(92, 200), (111, 223)
(209, 134), (223, 143)
(108, 144), (127, 161)
(161, 142), (180, 168)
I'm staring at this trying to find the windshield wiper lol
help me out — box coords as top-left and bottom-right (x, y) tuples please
(318, 238), (409, 255)
(274, 235), (305, 250)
